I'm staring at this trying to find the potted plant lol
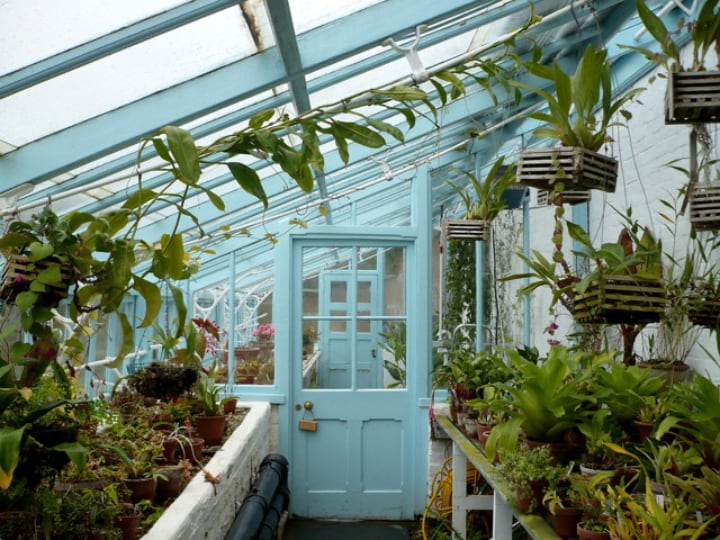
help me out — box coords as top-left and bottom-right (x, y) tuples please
(543, 474), (593, 538)
(570, 224), (666, 325)
(496, 444), (564, 513)
(513, 43), (643, 193)
(193, 373), (227, 447)
(593, 361), (667, 433)
(485, 345), (607, 463)
(633, 395), (669, 442)
(443, 156), (516, 241)
(302, 323), (318, 357)
(577, 408), (623, 474)
(632, 0), (720, 123)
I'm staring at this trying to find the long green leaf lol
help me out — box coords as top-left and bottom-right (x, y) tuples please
(169, 283), (187, 340)
(106, 312), (134, 367)
(333, 121), (386, 148)
(132, 274), (161, 328)
(161, 126), (201, 184)
(248, 109), (275, 129)
(227, 162), (268, 208)
(366, 118), (404, 143)
(0, 426), (25, 490)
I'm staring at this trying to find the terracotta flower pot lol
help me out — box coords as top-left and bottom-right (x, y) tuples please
(0, 511), (37, 539)
(222, 397), (238, 414)
(548, 507), (583, 538)
(577, 522), (610, 540)
(156, 464), (187, 501)
(121, 476), (157, 504)
(515, 479), (547, 513)
(194, 414), (228, 446)
(177, 437), (205, 466)
(632, 420), (653, 442)
(115, 512), (142, 540)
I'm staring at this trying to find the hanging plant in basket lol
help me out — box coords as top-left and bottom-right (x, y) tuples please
(443, 156), (516, 242)
(686, 276), (720, 328)
(512, 43), (642, 193)
(631, 0), (720, 124)
(688, 181), (720, 231)
(537, 189), (591, 206)
(0, 254), (72, 307)
(571, 225), (667, 325)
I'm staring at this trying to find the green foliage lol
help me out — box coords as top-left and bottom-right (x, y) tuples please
(593, 362), (667, 424)
(445, 157), (516, 220)
(486, 346), (609, 457)
(195, 373), (222, 417)
(628, 0), (720, 72)
(497, 445), (564, 511)
(512, 43), (643, 150)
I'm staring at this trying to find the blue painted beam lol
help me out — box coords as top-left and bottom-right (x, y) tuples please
(0, 0), (243, 99)
(264, 0), (310, 113)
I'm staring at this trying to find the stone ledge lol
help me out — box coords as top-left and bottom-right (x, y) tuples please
(142, 401), (272, 540)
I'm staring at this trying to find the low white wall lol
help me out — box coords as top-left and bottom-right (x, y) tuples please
(143, 401), (273, 540)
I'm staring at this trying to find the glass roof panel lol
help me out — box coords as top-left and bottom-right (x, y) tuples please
(0, 0), (189, 74)
(0, 7), (254, 146)
(288, 0), (386, 34)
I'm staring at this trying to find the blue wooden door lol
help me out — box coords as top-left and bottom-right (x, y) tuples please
(290, 242), (413, 519)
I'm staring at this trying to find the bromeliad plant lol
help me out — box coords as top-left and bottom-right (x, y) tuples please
(512, 43), (643, 151)
(485, 345), (612, 459)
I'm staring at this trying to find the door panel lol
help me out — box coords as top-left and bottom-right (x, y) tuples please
(292, 242), (412, 519)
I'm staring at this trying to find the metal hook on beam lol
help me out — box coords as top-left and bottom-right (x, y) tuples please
(382, 25), (429, 84)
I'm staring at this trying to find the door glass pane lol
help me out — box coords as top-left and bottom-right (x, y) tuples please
(378, 320), (407, 389)
(300, 243), (407, 391)
(383, 247), (405, 316)
(358, 248), (377, 270)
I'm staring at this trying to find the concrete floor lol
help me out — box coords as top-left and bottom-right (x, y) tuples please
(282, 519), (416, 540)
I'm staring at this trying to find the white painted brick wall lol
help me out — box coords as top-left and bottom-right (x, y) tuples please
(142, 401), (273, 540)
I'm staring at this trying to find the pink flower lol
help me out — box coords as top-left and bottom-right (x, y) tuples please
(547, 339), (561, 346)
(252, 323), (275, 340)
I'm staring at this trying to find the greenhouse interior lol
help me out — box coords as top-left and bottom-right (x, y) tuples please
(3, 0), (720, 539)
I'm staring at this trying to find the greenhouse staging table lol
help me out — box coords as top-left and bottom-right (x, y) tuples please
(435, 415), (560, 540)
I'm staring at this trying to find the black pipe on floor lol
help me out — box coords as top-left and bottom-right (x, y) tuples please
(225, 454), (289, 540)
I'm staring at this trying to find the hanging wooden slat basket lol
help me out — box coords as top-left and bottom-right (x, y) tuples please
(689, 181), (720, 231)
(516, 147), (617, 193)
(0, 255), (71, 306)
(572, 274), (667, 325)
(687, 298), (720, 328)
(443, 219), (490, 242)
(537, 189), (591, 206)
(665, 71), (720, 124)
